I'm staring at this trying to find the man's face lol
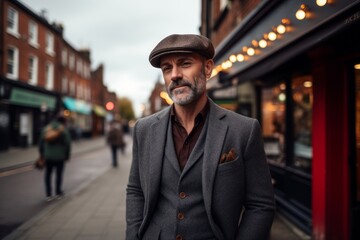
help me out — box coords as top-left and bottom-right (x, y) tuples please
(160, 53), (214, 106)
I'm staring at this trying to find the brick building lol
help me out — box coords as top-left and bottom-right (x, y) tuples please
(0, 0), (113, 150)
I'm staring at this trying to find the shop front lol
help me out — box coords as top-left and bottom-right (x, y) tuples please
(208, 0), (360, 239)
(62, 96), (92, 139)
(0, 78), (58, 150)
(92, 104), (107, 136)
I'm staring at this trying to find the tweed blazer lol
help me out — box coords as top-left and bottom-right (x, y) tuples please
(126, 99), (275, 240)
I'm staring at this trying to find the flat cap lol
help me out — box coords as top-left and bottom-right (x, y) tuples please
(149, 34), (214, 68)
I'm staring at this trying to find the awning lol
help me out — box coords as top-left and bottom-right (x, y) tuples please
(62, 97), (92, 115)
(93, 104), (107, 117)
(211, 0), (360, 84)
(9, 87), (56, 110)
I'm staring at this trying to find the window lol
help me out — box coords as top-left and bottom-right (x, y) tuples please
(7, 7), (19, 37)
(69, 53), (75, 70)
(292, 76), (313, 173)
(28, 56), (38, 85)
(6, 46), (19, 79)
(28, 21), (39, 47)
(77, 59), (83, 76)
(45, 62), (54, 90)
(45, 32), (55, 56)
(70, 79), (75, 96)
(261, 76), (313, 174)
(62, 48), (67, 66)
(262, 82), (286, 165)
(61, 76), (68, 93)
(220, 0), (228, 10)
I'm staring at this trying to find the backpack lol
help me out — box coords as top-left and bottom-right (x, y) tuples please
(44, 125), (64, 142)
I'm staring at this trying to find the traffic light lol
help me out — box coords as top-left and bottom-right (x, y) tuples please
(105, 101), (114, 111)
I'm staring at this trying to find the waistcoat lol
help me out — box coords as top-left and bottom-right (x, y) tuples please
(147, 117), (215, 240)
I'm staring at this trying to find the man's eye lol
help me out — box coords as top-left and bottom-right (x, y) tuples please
(162, 66), (171, 72)
(182, 62), (191, 67)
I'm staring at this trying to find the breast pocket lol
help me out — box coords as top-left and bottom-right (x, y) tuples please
(216, 156), (241, 176)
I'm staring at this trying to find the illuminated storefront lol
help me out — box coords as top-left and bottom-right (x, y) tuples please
(207, 0), (360, 238)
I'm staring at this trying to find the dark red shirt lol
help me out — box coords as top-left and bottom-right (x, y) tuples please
(171, 100), (209, 170)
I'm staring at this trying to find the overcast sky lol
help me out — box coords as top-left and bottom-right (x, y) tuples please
(22, 0), (201, 117)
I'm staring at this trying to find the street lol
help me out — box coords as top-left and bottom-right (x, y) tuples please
(0, 140), (113, 239)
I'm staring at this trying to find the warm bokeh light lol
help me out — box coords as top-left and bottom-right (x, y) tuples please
(247, 47), (255, 56)
(354, 64), (360, 69)
(277, 24), (286, 34)
(259, 39), (267, 48)
(268, 31), (277, 41)
(296, 4), (307, 20)
(105, 101), (114, 111)
(229, 54), (237, 63)
(304, 81), (313, 88)
(63, 110), (70, 116)
(316, 0), (327, 7)
(237, 53), (245, 62)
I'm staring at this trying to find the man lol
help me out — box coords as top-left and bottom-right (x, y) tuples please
(106, 120), (125, 167)
(126, 34), (275, 240)
(39, 115), (71, 201)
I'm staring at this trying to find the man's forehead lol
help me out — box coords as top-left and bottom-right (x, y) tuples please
(160, 52), (201, 65)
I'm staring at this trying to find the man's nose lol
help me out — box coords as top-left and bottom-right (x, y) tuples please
(171, 66), (182, 81)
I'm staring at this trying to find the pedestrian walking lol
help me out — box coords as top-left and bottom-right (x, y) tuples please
(106, 120), (125, 168)
(39, 115), (71, 202)
(126, 34), (275, 239)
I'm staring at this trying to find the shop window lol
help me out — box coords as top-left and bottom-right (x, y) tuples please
(6, 46), (19, 79)
(292, 76), (313, 173)
(262, 82), (286, 165)
(28, 56), (38, 85)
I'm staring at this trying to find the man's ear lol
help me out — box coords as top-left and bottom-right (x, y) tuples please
(204, 59), (215, 79)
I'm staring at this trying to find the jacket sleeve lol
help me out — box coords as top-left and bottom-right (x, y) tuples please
(236, 120), (275, 240)
(126, 122), (144, 240)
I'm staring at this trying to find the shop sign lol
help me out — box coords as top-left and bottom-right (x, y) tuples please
(10, 88), (56, 110)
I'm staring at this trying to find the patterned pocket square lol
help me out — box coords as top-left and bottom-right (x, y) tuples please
(219, 148), (237, 164)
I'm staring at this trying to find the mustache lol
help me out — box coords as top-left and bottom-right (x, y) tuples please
(168, 79), (192, 92)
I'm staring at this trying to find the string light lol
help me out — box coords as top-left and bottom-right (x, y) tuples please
(316, 0), (327, 7)
(237, 54), (245, 62)
(229, 54), (237, 63)
(247, 47), (255, 56)
(259, 39), (267, 48)
(296, 4), (308, 20)
(268, 31), (277, 41)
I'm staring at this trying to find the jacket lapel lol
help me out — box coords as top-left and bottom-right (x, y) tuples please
(202, 100), (228, 239)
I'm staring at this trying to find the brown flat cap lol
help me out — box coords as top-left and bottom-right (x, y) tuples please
(149, 34), (214, 68)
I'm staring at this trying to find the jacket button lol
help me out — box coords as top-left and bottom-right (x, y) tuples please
(176, 234), (183, 240)
(179, 192), (186, 199)
(177, 212), (185, 220)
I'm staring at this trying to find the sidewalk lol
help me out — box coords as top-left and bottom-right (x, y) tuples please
(1, 136), (309, 240)
(0, 137), (107, 172)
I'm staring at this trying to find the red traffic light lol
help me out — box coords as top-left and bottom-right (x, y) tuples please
(105, 101), (114, 111)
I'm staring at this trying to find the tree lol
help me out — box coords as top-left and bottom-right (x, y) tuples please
(117, 97), (135, 121)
